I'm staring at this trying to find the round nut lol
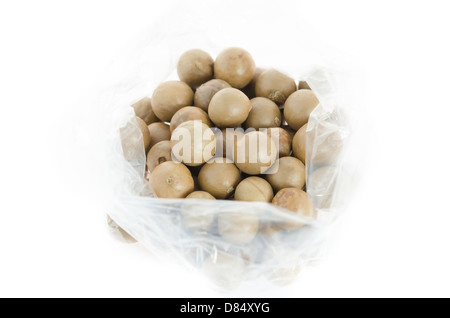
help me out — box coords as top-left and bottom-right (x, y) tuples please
(149, 161), (194, 198)
(171, 120), (216, 167)
(177, 49), (214, 89)
(234, 131), (277, 175)
(284, 90), (319, 130)
(147, 122), (170, 150)
(235, 176), (273, 202)
(132, 97), (160, 125)
(194, 79), (231, 112)
(208, 88), (251, 128)
(146, 140), (172, 172)
(244, 97), (281, 129)
(151, 81), (194, 122)
(170, 106), (211, 133)
(292, 122), (344, 164)
(272, 188), (314, 229)
(255, 69), (296, 104)
(214, 47), (255, 88)
(198, 158), (241, 199)
(266, 157), (306, 192)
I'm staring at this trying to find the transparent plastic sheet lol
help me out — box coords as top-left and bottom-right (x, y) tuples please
(78, 1), (362, 291)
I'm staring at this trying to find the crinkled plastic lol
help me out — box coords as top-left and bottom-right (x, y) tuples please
(81, 1), (361, 290)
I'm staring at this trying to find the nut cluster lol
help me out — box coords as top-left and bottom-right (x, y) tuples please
(130, 47), (323, 242)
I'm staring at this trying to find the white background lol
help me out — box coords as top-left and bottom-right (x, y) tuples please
(1, 0), (450, 297)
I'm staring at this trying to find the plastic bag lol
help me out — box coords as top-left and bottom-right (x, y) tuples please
(81, 1), (360, 290)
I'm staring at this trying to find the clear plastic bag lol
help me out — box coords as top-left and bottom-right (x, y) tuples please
(81, 1), (360, 290)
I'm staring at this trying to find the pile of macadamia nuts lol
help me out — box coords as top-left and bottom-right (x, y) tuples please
(127, 47), (333, 286)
